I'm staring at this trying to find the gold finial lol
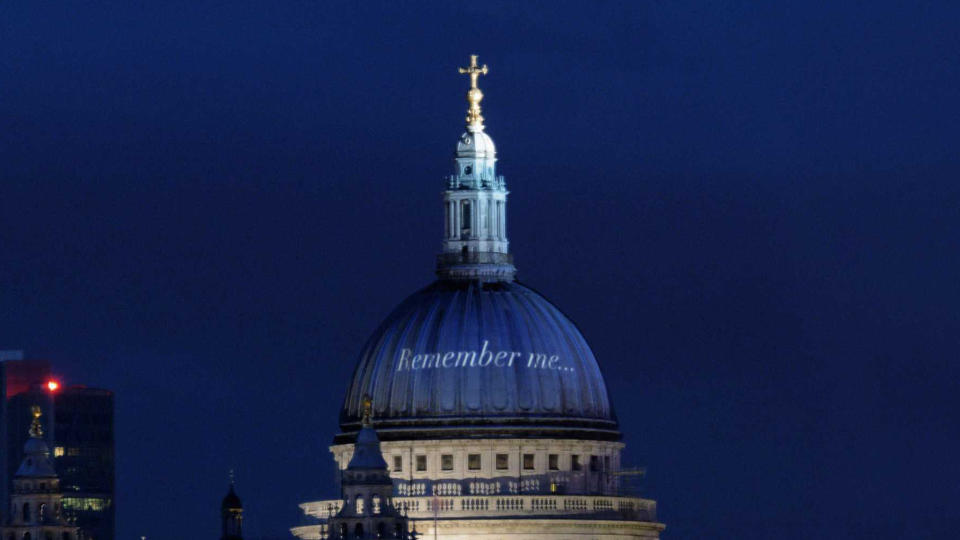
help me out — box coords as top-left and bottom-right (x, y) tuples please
(29, 405), (44, 438)
(458, 54), (489, 128)
(361, 394), (373, 427)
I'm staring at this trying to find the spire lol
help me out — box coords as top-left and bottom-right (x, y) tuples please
(438, 55), (516, 282)
(221, 472), (243, 540)
(347, 395), (388, 471)
(458, 55), (489, 130)
(29, 405), (43, 438)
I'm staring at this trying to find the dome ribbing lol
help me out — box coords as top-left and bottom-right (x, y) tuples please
(337, 280), (619, 443)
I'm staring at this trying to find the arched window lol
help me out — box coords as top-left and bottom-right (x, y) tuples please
(395, 523), (403, 538)
(372, 494), (381, 514)
(376, 522), (385, 538)
(339, 524), (347, 538)
(39, 503), (46, 522)
(22, 502), (30, 523)
(354, 523), (364, 539)
(355, 495), (364, 515)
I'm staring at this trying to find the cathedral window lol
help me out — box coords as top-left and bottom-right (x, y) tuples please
(354, 523), (364, 538)
(392, 455), (402, 472)
(571, 455), (582, 471)
(440, 454), (454, 471)
(590, 455), (600, 472)
(377, 522), (385, 538)
(548, 454), (559, 471)
(355, 496), (365, 515)
(415, 455), (427, 471)
(22, 502), (30, 523)
(372, 494), (381, 514)
(467, 453), (481, 470)
(522, 454), (535, 470)
(39, 503), (46, 522)
(495, 453), (509, 470)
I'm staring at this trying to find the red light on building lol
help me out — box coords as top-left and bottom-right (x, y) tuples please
(46, 380), (59, 392)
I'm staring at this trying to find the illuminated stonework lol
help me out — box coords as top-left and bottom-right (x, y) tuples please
(292, 56), (664, 539)
(2, 408), (80, 540)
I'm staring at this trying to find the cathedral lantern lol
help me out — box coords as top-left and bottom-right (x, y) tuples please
(438, 55), (514, 282)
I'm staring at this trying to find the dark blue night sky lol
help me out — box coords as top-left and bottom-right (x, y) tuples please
(1, 2), (958, 538)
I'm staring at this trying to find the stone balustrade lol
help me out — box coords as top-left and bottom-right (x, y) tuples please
(301, 494), (657, 522)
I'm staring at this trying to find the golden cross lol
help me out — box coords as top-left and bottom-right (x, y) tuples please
(458, 55), (488, 89)
(361, 393), (373, 426)
(29, 405), (43, 437)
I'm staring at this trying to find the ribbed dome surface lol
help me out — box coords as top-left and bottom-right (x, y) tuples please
(337, 280), (619, 443)
(456, 130), (495, 158)
(16, 437), (57, 478)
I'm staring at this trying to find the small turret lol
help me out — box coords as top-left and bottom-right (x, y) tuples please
(221, 472), (243, 540)
(323, 396), (415, 539)
(2, 407), (79, 540)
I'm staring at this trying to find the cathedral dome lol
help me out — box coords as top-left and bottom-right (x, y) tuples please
(337, 280), (619, 443)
